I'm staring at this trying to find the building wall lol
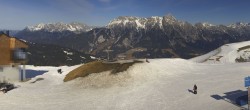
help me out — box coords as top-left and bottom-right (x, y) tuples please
(0, 34), (28, 82)
(0, 35), (11, 65)
(0, 34), (28, 65)
(14, 38), (28, 49)
(0, 66), (20, 83)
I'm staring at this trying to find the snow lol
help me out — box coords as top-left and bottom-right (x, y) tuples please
(27, 22), (92, 32)
(108, 16), (164, 29)
(63, 51), (73, 55)
(135, 19), (145, 29)
(158, 17), (163, 28)
(1, 59), (249, 110)
(1, 41), (250, 110)
(202, 22), (215, 27)
(108, 20), (122, 26)
(190, 41), (250, 64)
(80, 56), (86, 59)
(228, 22), (250, 28)
(27, 23), (45, 31)
(90, 56), (96, 59)
(123, 19), (129, 25)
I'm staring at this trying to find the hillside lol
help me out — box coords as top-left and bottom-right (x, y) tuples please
(26, 42), (94, 66)
(0, 58), (249, 110)
(190, 41), (250, 63)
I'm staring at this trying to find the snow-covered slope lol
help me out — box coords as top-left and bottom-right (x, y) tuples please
(0, 58), (250, 110)
(26, 22), (94, 33)
(190, 41), (250, 63)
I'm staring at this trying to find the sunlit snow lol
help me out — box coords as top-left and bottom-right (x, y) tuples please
(1, 41), (250, 110)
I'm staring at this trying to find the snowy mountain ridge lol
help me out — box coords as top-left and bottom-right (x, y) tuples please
(201, 22), (215, 27)
(107, 15), (229, 29)
(107, 15), (180, 29)
(108, 15), (250, 29)
(228, 22), (250, 28)
(26, 22), (94, 33)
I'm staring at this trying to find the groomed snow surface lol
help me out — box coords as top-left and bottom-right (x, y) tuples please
(1, 41), (250, 110)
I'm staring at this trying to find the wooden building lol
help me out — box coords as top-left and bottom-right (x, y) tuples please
(0, 33), (28, 83)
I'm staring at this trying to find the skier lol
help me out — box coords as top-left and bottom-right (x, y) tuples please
(193, 84), (197, 94)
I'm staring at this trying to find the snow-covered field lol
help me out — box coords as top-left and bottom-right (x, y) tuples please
(1, 41), (250, 110)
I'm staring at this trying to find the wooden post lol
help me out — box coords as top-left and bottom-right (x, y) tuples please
(104, 50), (113, 61)
(10, 38), (15, 49)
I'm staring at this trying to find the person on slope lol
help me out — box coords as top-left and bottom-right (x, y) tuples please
(193, 84), (197, 94)
(146, 58), (149, 63)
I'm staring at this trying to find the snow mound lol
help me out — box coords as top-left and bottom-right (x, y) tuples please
(190, 41), (250, 64)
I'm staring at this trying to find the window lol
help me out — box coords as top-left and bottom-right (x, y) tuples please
(13, 48), (27, 61)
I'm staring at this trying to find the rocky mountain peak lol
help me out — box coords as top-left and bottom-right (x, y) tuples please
(108, 16), (169, 29)
(228, 22), (250, 28)
(201, 22), (215, 28)
(26, 22), (94, 33)
(163, 14), (176, 21)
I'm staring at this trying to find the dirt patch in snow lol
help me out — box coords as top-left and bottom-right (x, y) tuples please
(63, 60), (143, 82)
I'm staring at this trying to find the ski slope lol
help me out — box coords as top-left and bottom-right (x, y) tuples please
(1, 41), (250, 110)
(191, 41), (250, 64)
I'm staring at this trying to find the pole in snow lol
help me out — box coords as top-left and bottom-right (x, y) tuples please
(248, 87), (249, 110)
(244, 76), (250, 110)
(104, 49), (113, 61)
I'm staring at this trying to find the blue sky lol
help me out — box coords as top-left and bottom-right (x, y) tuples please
(0, 0), (250, 30)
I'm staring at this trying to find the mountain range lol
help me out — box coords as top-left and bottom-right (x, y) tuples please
(15, 15), (250, 60)
(25, 22), (95, 33)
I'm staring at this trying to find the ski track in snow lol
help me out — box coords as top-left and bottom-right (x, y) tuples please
(1, 41), (250, 110)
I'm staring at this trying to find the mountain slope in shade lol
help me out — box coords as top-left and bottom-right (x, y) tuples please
(26, 42), (94, 66)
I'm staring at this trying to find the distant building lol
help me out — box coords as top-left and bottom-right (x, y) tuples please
(0, 33), (28, 83)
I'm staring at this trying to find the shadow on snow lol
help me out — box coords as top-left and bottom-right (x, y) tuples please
(21, 69), (48, 81)
(211, 90), (248, 109)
